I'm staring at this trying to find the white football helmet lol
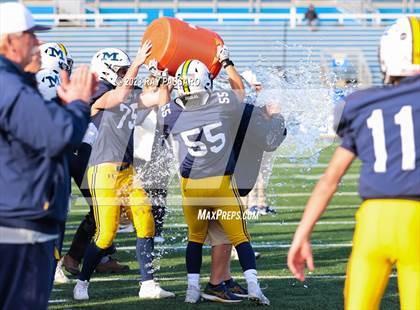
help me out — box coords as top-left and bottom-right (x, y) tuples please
(91, 48), (131, 86)
(57, 43), (73, 75)
(175, 59), (213, 97)
(380, 16), (420, 84)
(40, 42), (69, 73)
(36, 68), (61, 101)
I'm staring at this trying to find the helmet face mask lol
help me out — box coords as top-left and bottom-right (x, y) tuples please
(380, 16), (420, 84)
(91, 48), (131, 86)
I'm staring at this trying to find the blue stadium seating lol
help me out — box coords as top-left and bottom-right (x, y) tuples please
(36, 23), (386, 86)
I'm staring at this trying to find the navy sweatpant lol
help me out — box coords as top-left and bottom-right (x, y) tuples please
(0, 241), (55, 310)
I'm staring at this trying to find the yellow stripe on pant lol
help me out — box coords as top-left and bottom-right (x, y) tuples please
(181, 175), (250, 246)
(87, 163), (155, 249)
(344, 199), (420, 310)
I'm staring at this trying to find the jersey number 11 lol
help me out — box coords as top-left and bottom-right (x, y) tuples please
(367, 105), (416, 173)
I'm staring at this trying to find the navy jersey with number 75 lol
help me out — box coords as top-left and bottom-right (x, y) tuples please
(336, 75), (420, 200)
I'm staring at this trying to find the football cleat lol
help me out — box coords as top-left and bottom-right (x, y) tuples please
(247, 206), (260, 215)
(54, 259), (70, 284)
(201, 282), (242, 303)
(225, 278), (248, 298)
(95, 257), (129, 274)
(185, 285), (201, 304)
(62, 254), (80, 276)
(138, 280), (175, 299)
(73, 279), (89, 300)
(258, 206), (277, 215)
(247, 281), (270, 306)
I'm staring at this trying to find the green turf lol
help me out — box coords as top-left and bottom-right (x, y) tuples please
(49, 145), (400, 309)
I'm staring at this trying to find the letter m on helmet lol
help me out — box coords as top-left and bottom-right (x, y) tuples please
(45, 75), (60, 88)
(48, 47), (65, 61)
(101, 52), (120, 61)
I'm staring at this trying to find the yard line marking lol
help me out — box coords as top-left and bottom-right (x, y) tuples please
(48, 299), (68, 303)
(72, 273), (396, 283)
(61, 242), (353, 253)
(273, 163), (329, 168)
(116, 243), (353, 251)
(69, 204), (359, 214)
(70, 192), (359, 206)
(65, 221), (355, 230)
(284, 173), (359, 181)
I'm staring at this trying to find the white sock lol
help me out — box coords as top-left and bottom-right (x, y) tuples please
(244, 269), (258, 285)
(141, 279), (156, 287)
(187, 273), (200, 288)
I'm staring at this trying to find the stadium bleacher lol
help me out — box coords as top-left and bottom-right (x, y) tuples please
(37, 23), (385, 85)
(24, 0), (418, 86)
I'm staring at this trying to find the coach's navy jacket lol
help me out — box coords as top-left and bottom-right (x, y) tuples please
(0, 55), (90, 234)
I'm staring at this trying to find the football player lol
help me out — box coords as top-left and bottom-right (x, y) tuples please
(36, 42), (129, 282)
(35, 42), (73, 285)
(240, 70), (276, 217)
(73, 42), (174, 301)
(158, 48), (286, 305)
(288, 16), (420, 309)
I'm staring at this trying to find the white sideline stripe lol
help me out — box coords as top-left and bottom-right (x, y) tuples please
(69, 204), (358, 214)
(65, 221), (355, 230)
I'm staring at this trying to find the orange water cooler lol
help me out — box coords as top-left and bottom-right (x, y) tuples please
(142, 17), (224, 77)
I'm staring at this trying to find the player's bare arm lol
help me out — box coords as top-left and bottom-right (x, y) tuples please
(91, 40), (152, 114)
(288, 147), (355, 281)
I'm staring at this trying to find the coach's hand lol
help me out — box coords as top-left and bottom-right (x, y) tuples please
(57, 66), (98, 104)
(287, 237), (314, 282)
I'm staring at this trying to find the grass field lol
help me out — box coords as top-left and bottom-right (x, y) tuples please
(49, 145), (401, 309)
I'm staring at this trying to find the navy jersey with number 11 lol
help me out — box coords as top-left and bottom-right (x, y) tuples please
(337, 75), (420, 200)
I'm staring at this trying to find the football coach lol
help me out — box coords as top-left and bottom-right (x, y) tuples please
(0, 2), (97, 309)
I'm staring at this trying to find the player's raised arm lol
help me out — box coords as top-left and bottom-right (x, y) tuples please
(91, 41), (152, 113)
(217, 45), (245, 102)
(288, 147), (355, 281)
